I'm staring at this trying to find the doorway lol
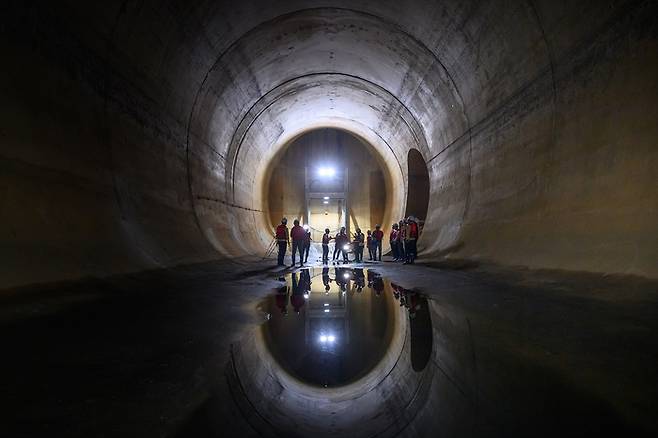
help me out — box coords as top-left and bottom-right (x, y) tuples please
(404, 149), (430, 230)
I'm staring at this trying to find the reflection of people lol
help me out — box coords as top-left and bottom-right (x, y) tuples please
(335, 227), (349, 262)
(391, 283), (421, 317)
(367, 269), (375, 288)
(335, 267), (349, 291)
(391, 282), (401, 301)
(322, 267), (331, 291)
(290, 272), (307, 313)
(372, 275), (384, 296)
(299, 269), (311, 292)
(275, 281), (289, 315)
(353, 268), (365, 291)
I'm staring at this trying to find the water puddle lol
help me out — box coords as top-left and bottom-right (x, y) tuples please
(258, 267), (430, 387)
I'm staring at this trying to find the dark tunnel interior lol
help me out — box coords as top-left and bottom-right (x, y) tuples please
(0, 1), (657, 437)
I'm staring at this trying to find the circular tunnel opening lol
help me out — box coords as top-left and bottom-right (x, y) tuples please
(265, 128), (391, 241)
(404, 149), (430, 233)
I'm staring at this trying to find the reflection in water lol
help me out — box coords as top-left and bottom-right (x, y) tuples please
(263, 268), (425, 387)
(392, 282), (433, 371)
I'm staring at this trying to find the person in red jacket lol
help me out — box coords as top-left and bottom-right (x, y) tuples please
(290, 219), (306, 267)
(372, 225), (384, 261)
(275, 218), (289, 266)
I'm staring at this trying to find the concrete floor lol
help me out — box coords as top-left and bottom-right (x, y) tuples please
(1, 256), (656, 437)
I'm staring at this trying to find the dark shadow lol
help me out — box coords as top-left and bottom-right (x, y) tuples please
(409, 295), (433, 372)
(404, 149), (430, 227)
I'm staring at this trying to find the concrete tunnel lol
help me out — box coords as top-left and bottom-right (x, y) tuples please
(1, 1), (657, 437)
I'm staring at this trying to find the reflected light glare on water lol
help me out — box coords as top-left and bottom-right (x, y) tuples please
(262, 267), (400, 387)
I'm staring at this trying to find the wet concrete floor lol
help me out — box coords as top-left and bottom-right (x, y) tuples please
(0, 259), (656, 437)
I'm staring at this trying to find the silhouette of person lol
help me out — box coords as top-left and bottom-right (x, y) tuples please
(275, 281), (289, 315)
(322, 267), (331, 291)
(290, 272), (307, 313)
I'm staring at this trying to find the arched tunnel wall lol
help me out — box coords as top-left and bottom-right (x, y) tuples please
(1, 1), (657, 289)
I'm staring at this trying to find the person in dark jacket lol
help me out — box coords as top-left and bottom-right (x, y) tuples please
(372, 224), (384, 261)
(353, 228), (365, 262)
(290, 219), (306, 267)
(303, 225), (312, 263)
(334, 227), (349, 263)
(397, 219), (406, 262)
(389, 223), (399, 261)
(321, 228), (333, 264)
(366, 230), (374, 260)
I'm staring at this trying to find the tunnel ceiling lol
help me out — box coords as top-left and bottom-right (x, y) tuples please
(2, 0), (656, 288)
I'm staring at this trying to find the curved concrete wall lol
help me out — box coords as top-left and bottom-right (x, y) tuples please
(1, 0), (656, 288)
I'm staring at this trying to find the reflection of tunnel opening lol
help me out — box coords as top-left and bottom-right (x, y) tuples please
(404, 149), (430, 229)
(262, 268), (397, 387)
(265, 128), (391, 240)
(232, 269), (432, 438)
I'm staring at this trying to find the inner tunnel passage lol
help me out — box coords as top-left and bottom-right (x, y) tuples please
(1, 1), (657, 437)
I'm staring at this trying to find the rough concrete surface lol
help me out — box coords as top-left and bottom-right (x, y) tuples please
(0, 0), (657, 436)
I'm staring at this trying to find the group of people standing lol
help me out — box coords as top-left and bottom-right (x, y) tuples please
(388, 216), (420, 264)
(275, 216), (420, 267)
(275, 219), (313, 267)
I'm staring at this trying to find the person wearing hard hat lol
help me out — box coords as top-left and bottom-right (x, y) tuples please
(321, 228), (333, 264)
(398, 219), (407, 262)
(275, 218), (289, 266)
(404, 216), (419, 264)
(290, 219), (306, 267)
(334, 227), (348, 263)
(366, 230), (374, 260)
(302, 225), (312, 263)
(353, 228), (365, 262)
(372, 224), (384, 261)
(390, 223), (400, 261)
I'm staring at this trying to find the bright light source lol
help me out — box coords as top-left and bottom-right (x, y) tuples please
(318, 167), (336, 177)
(319, 335), (327, 343)
(323, 196), (330, 200)
(343, 245), (350, 251)
(323, 201), (329, 204)
(328, 335), (336, 343)
(303, 224), (309, 231)
(303, 293), (309, 299)
(323, 303), (329, 307)
(343, 272), (350, 279)
(324, 309), (330, 313)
